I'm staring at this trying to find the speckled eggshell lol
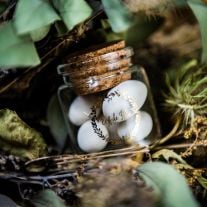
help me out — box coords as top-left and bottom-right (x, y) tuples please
(102, 80), (147, 122)
(77, 120), (109, 153)
(117, 111), (153, 143)
(68, 95), (101, 126)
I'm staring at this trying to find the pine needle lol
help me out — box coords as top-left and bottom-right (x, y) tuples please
(164, 60), (207, 128)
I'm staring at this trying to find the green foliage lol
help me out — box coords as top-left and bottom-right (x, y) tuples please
(164, 60), (207, 127)
(29, 189), (66, 207)
(14, 0), (60, 37)
(187, 0), (207, 5)
(97, 15), (163, 46)
(138, 162), (199, 207)
(0, 0), (92, 68)
(52, 0), (92, 31)
(47, 94), (68, 150)
(30, 25), (51, 42)
(1, 0), (207, 68)
(187, 0), (207, 64)
(0, 109), (47, 160)
(197, 176), (207, 190)
(102, 0), (134, 33)
(0, 22), (40, 67)
(152, 149), (191, 165)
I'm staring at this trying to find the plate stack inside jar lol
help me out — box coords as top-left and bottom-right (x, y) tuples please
(57, 40), (153, 153)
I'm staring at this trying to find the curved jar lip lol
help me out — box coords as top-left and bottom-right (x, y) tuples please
(58, 58), (132, 78)
(65, 40), (125, 62)
(57, 47), (134, 75)
(62, 66), (138, 87)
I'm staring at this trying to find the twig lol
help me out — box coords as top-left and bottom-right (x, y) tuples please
(154, 142), (207, 150)
(25, 146), (148, 171)
(150, 117), (182, 149)
(25, 146), (143, 164)
(56, 149), (148, 166)
(0, 1), (16, 21)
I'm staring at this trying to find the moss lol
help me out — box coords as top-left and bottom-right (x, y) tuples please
(0, 109), (47, 160)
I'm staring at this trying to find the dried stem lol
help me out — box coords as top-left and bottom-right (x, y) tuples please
(154, 142), (206, 150)
(25, 146), (148, 172)
(150, 117), (182, 149)
(0, 1), (16, 22)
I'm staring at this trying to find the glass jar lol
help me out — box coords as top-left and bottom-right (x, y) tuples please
(57, 43), (161, 154)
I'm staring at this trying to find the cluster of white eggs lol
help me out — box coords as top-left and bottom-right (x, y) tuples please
(68, 80), (153, 153)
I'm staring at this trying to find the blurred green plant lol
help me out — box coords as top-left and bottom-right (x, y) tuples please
(164, 59), (207, 128)
(138, 162), (199, 207)
(187, 0), (207, 64)
(150, 58), (207, 158)
(14, 0), (60, 37)
(0, 0), (92, 68)
(0, 22), (40, 67)
(0, 0), (207, 68)
(102, 0), (133, 33)
(29, 189), (66, 207)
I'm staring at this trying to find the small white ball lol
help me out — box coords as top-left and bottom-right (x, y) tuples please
(77, 120), (109, 153)
(102, 80), (147, 122)
(68, 95), (101, 126)
(117, 111), (153, 143)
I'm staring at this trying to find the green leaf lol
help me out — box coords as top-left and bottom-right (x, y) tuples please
(0, 22), (40, 68)
(187, 1), (207, 64)
(152, 149), (191, 166)
(97, 15), (163, 45)
(30, 25), (51, 42)
(188, 0), (207, 4)
(52, 0), (92, 31)
(29, 189), (66, 207)
(197, 176), (207, 190)
(102, 0), (134, 33)
(138, 162), (200, 207)
(14, 0), (60, 35)
(47, 94), (68, 151)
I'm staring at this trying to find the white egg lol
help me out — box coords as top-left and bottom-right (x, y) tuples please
(117, 111), (153, 144)
(77, 120), (109, 153)
(68, 95), (101, 126)
(102, 80), (147, 122)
